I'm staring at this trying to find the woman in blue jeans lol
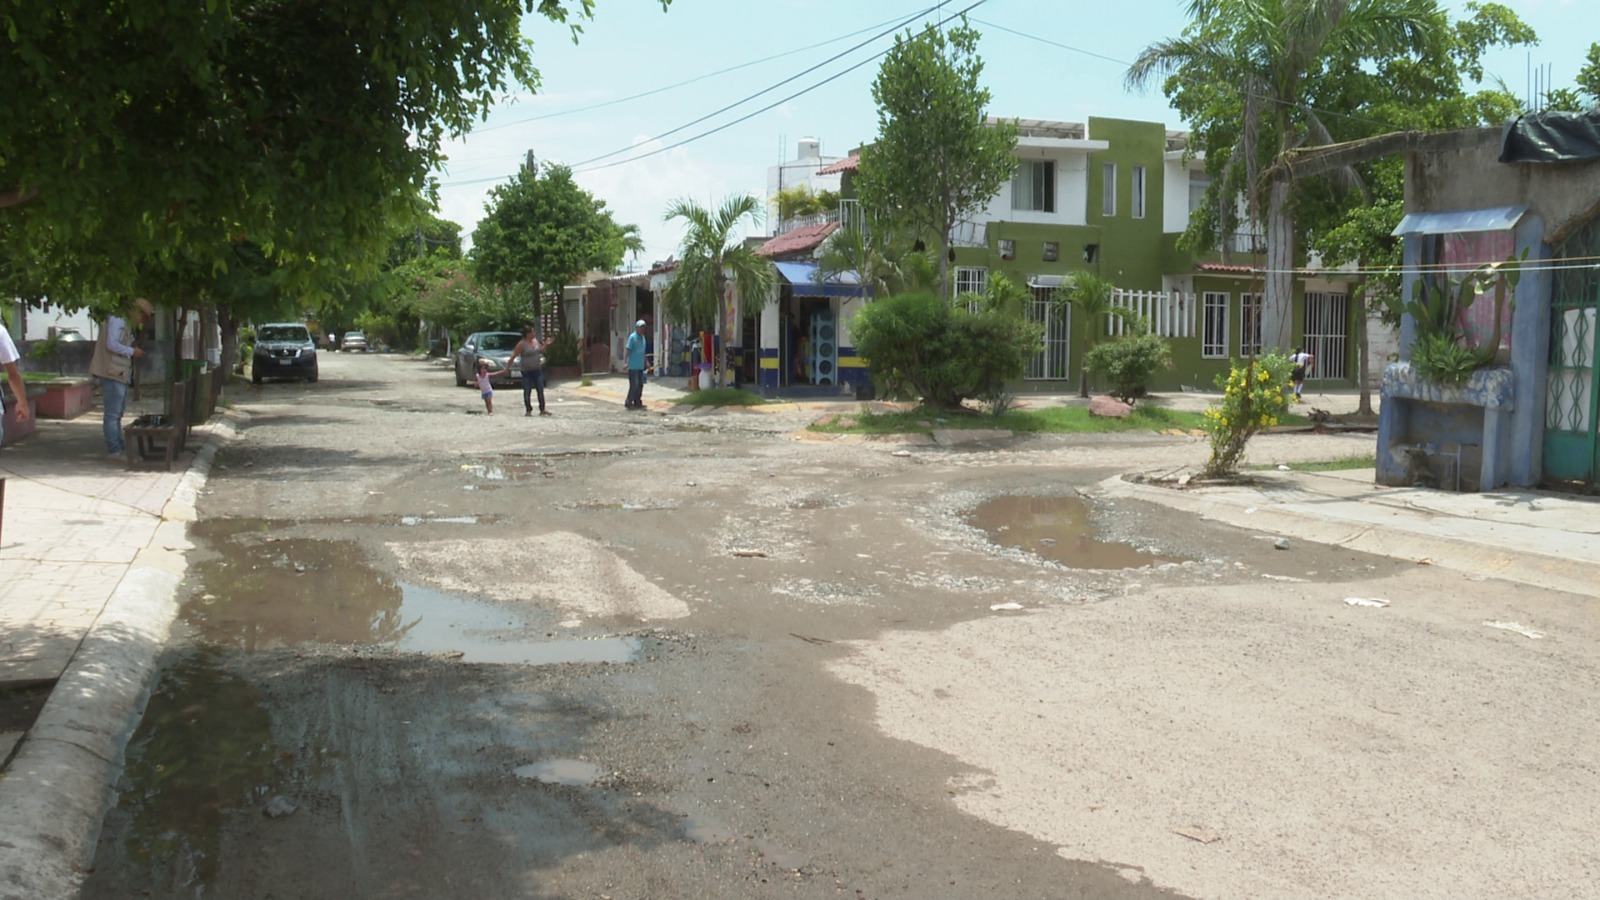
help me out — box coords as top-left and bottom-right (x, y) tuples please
(511, 326), (549, 416)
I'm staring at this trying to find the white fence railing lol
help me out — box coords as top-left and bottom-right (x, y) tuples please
(1106, 289), (1195, 338)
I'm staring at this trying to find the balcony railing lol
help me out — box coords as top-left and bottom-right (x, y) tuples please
(775, 199), (863, 236)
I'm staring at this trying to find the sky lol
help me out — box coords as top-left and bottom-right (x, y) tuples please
(430, 0), (1591, 270)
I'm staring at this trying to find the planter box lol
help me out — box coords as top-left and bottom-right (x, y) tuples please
(32, 377), (95, 419)
(544, 365), (581, 382)
(2, 393), (39, 446)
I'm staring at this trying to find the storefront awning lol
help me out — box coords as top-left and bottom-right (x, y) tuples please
(1393, 205), (1527, 236)
(774, 261), (867, 298)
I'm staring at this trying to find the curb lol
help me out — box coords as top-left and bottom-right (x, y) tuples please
(0, 414), (236, 900)
(1097, 473), (1600, 596)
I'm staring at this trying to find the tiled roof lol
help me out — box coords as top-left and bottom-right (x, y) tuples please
(755, 221), (838, 258)
(816, 154), (859, 175)
(1196, 261), (1258, 274)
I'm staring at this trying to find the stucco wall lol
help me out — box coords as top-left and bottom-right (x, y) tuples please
(1406, 127), (1600, 241)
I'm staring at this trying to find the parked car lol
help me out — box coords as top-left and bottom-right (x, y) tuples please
(454, 331), (523, 387)
(252, 323), (318, 383)
(340, 330), (368, 352)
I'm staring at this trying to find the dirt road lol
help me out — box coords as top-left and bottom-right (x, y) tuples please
(84, 353), (1600, 899)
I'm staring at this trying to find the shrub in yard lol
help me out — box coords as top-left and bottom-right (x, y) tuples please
(544, 330), (579, 367)
(851, 291), (1041, 410)
(1084, 332), (1172, 403)
(1202, 352), (1293, 478)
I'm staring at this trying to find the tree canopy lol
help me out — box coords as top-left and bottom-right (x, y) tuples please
(470, 161), (637, 327)
(855, 21), (1016, 298)
(1128, 0), (1441, 349)
(1, 0), (666, 300)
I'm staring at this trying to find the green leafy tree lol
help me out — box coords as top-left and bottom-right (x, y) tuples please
(1, 0), (666, 301)
(856, 22), (1017, 298)
(472, 161), (638, 333)
(1294, 2), (1536, 414)
(1127, 0), (1439, 351)
(662, 195), (776, 383)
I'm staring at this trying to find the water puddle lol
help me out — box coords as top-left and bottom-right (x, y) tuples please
(514, 758), (603, 786)
(461, 459), (548, 481)
(110, 654), (282, 888)
(399, 515), (482, 526)
(183, 523), (642, 665)
(968, 495), (1179, 569)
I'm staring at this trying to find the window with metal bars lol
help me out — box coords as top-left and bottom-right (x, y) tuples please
(1202, 291), (1229, 358)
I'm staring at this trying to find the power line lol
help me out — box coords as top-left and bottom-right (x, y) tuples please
(572, 0), (990, 174)
(969, 15), (1411, 137)
(471, 5), (942, 135)
(566, 1), (952, 170)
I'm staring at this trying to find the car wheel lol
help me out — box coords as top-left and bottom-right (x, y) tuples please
(306, 370), (318, 383)
(456, 363), (468, 387)
(252, 367), (262, 384)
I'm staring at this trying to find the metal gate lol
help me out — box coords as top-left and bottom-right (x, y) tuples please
(1544, 216), (1600, 486)
(1025, 286), (1070, 381)
(1303, 291), (1349, 380)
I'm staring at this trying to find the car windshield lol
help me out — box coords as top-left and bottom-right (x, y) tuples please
(259, 326), (310, 343)
(477, 333), (520, 352)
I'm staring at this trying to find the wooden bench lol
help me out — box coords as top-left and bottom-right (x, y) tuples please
(124, 377), (195, 471)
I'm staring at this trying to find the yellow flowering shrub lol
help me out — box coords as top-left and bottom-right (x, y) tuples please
(1202, 352), (1293, 477)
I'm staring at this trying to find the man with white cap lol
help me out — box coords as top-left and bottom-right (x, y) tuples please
(624, 319), (648, 409)
(89, 297), (153, 459)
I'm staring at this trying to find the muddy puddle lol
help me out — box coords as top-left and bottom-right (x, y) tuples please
(104, 653), (284, 888)
(515, 759), (604, 786)
(183, 522), (641, 665)
(968, 495), (1179, 569)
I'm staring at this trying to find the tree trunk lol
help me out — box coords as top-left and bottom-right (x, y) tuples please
(1262, 175), (1296, 352)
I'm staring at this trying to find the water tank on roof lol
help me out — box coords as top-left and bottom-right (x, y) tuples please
(797, 137), (820, 161)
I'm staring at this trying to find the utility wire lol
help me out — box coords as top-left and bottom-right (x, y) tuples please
(471, 4), (943, 134)
(573, 0), (989, 174)
(567, 1), (951, 170)
(969, 15), (1417, 137)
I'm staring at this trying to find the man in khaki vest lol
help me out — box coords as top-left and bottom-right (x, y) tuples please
(89, 298), (153, 459)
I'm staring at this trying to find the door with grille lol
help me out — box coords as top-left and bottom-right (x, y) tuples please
(1545, 216), (1600, 486)
(1025, 285), (1070, 381)
(1303, 291), (1349, 380)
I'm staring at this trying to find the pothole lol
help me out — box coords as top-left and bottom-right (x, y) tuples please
(968, 495), (1180, 569)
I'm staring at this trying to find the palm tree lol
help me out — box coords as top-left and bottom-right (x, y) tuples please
(814, 221), (937, 305)
(1126, 0), (1436, 351)
(1054, 272), (1132, 397)
(662, 195), (775, 386)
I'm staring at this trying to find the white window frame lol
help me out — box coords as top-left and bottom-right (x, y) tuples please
(1202, 291), (1229, 359)
(1131, 165), (1146, 219)
(1011, 160), (1056, 213)
(1240, 292), (1263, 358)
(1102, 163), (1117, 217)
(955, 266), (989, 311)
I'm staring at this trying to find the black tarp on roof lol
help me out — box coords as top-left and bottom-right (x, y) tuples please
(1499, 108), (1600, 163)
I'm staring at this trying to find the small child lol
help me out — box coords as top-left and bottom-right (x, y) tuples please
(475, 359), (508, 414)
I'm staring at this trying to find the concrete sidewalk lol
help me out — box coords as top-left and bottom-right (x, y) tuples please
(0, 394), (230, 899)
(1101, 466), (1600, 596)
